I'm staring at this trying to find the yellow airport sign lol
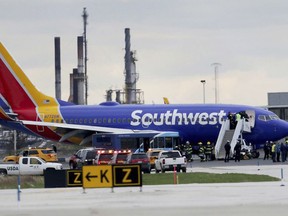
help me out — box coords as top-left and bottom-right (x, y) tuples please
(67, 170), (82, 187)
(113, 164), (142, 187)
(82, 165), (113, 188)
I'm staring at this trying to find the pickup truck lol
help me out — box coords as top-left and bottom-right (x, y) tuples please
(0, 156), (63, 175)
(154, 150), (187, 173)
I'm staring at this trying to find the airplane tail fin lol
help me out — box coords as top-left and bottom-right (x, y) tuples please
(163, 97), (170, 104)
(0, 42), (60, 120)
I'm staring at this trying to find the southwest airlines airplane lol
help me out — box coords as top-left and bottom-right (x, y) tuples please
(0, 42), (288, 147)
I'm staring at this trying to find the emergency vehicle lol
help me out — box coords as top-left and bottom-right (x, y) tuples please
(110, 150), (131, 164)
(94, 150), (114, 165)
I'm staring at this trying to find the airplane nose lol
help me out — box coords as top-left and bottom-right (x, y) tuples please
(274, 120), (288, 140)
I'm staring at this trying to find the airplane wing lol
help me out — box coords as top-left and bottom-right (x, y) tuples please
(22, 120), (161, 145)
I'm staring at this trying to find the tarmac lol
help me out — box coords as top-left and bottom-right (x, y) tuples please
(0, 157), (288, 216)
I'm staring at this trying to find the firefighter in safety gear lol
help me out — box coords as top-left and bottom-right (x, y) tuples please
(204, 141), (213, 161)
(184, 141), (193, 162)
(198, 142), (206, 162)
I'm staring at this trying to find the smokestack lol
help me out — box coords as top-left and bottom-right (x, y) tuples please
(124, 28), (138, 104)
(124, 28), (132, 104)
(77, 36), (84, 74)
(106, 89), (113, 102)
(54, 37), (61, 100)
(77, 36), (85, 105)
(115, 90), (121, 103)
(68, 73), (74, 103)
(73, 68), (79, 104)
(82, 7), (88, 105)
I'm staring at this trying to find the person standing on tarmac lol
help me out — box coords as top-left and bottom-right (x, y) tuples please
(234, 141), (241, 162)
(280, 142), (287, 162)
(263, 141), (270, 160)
(184, 141), (193, 162)
(224, 140), (231, 162)
(204, 141), (213, 161)
(198, 142), (206, 162)
(285, 140), (288, 161)
(276, 142), (281, 162)
(285, 140), (288, 162)
(271, 142), (276, 162)
(52, 144), (57, 153)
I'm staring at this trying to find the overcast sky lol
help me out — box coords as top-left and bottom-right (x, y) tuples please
(1, 0), (288, 106)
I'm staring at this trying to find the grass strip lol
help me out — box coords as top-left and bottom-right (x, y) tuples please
(0, 172), (279, 189)
(142, 172), (279, 185)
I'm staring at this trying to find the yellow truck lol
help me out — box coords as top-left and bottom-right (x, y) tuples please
(3, 148), (58, 163)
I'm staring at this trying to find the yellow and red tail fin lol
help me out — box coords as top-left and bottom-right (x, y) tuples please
(0, 42), (62, 122)
(163, 97), (170, 104)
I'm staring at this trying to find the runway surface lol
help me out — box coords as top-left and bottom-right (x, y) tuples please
(1, 158), (288, 216)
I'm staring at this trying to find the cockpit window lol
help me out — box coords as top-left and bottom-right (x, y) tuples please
(270, 115), (280, 120)
(258, 115), (265, 121)
(258, 115), (280, 121)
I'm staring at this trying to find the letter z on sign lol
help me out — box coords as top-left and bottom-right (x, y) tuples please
(82, 165), (112, 188)
(113, 164), (142, 187)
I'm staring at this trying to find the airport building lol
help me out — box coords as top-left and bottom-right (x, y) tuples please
(267, 92), (288, 121)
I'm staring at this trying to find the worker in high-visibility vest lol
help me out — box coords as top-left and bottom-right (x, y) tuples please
(184, 141), (193, 162)
(204, 141), (213, 161)
(235, 112), (241, 123)
(198, 142), (206, 162)
(271, 142), (276, 162)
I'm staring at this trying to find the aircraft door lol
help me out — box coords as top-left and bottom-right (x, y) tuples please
(245, 110), (255, 128)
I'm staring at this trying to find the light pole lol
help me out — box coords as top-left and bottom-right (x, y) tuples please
(211, 63), (221, 104)
(201, 80), (206, 104)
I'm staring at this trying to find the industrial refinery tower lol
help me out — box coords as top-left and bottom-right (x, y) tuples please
(67, 8), (88, 105)
(124, 28), (138, 104)
(106, 28), (144, 104)
(54, 12), (143, 105)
